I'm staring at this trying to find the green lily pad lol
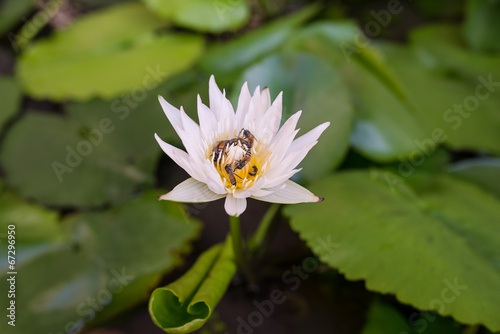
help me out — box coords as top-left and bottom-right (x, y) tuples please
(0, 76), (22, 130)
(0, 181), (61, 244)
(285, 21), (410, 103)
(409, 24), (500, 80)
(150, 237), (236, 333)
(379, 41), (500, 155)
(464, 0), (500, 53)
(199, 5), (319, 85)
(0, 85), (170, 207)
(235, 52), (353, 180)
(142, 0), (250, 33)
(0, 192), (200, 334)
(285, 22), (429, 162)
(16, 2), (204, 101)
(449, 157), (500, 197)
(344, 61), (431, 163)
(285, 170), (500, 331)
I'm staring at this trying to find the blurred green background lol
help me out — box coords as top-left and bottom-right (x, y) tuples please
(1, 0), (500, 333)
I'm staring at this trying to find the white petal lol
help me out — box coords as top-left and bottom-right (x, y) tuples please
(286, 122), (330, 156)
(256, 92), (282, 142)
(159, 178), (225, 202)
(268, 110), (302, 165)
(283, 145), (315, 172)
(264, 122), (330, 187)
(232, 188), (251, 199)
(260, 87), (271, 113)
(242, 86), (262, 130)
(273, 110), (302, 142)
(209, 76), (237, 135)
(197, 95), (218, 141)
(209, 76), (236, 123)
(157, 96), (207, 166)
(154, 133), (206, 182)
(179, 106), (204, 160)
(247, 175), (267, 193)
(252, 180), (323, 204)
(250, 183), (285, 197)
(264, 142), (316, 186)
(224, 194), (247, 217)
(200, 159), (227, 195)
(236, 82), (251, 130)
(158, 95), (183, 133)
(262, 168), (301, 189)
(209, 75), (224, 119)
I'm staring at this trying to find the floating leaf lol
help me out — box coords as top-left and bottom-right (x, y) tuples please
(0, 181), (61, 244)
(16, 2), (204, 101)
(290, 23), (500, 159)
(199, 5), (319, 85)
(286, 21), (410, 103)
(344, 61), (430, 162)
(379, 40), (500, 154)
(285, 170), (500, 331)
(235, 52), (353, 180)
(0, 85), (169, 207)
(142, 0), (250, 33)
(0, 76), (22, 130)
(409, 24), (500, 79)
(449, 157), (500, 197)
(285, 22), (429, 162)
(150, 237), (236, 333)
(464, 0), (500, 53)
(0, 192), (200, 334)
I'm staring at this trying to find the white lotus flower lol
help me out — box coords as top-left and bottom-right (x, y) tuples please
(155, 76), (329, 217)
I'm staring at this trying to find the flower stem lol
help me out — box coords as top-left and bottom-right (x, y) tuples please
(249, 204), (280, 255)
(229, 215), (256, 287)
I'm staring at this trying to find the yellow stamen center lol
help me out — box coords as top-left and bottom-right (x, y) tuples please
(207, 130), (269, 191)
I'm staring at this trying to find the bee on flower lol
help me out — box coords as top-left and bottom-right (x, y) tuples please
(154, 75), (329, 217)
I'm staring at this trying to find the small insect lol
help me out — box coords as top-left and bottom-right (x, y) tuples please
(212, 129), (258, 185)
(234, 129), (256, 171)
(249, 165), (258, 176)
(225, 163), (237, 186)
(212, 139), (230, 163)
(239, 129), (255, 148)
(234, 149), (252, 170)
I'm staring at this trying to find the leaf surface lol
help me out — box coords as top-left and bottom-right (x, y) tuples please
(142, 0), (250, 33)
(0, 87), (169, 207)
(0, 76), (22, 130)
(286, 170), (500, 331)
(16, 2), (204, 101)
(0, 192), (200, 334)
